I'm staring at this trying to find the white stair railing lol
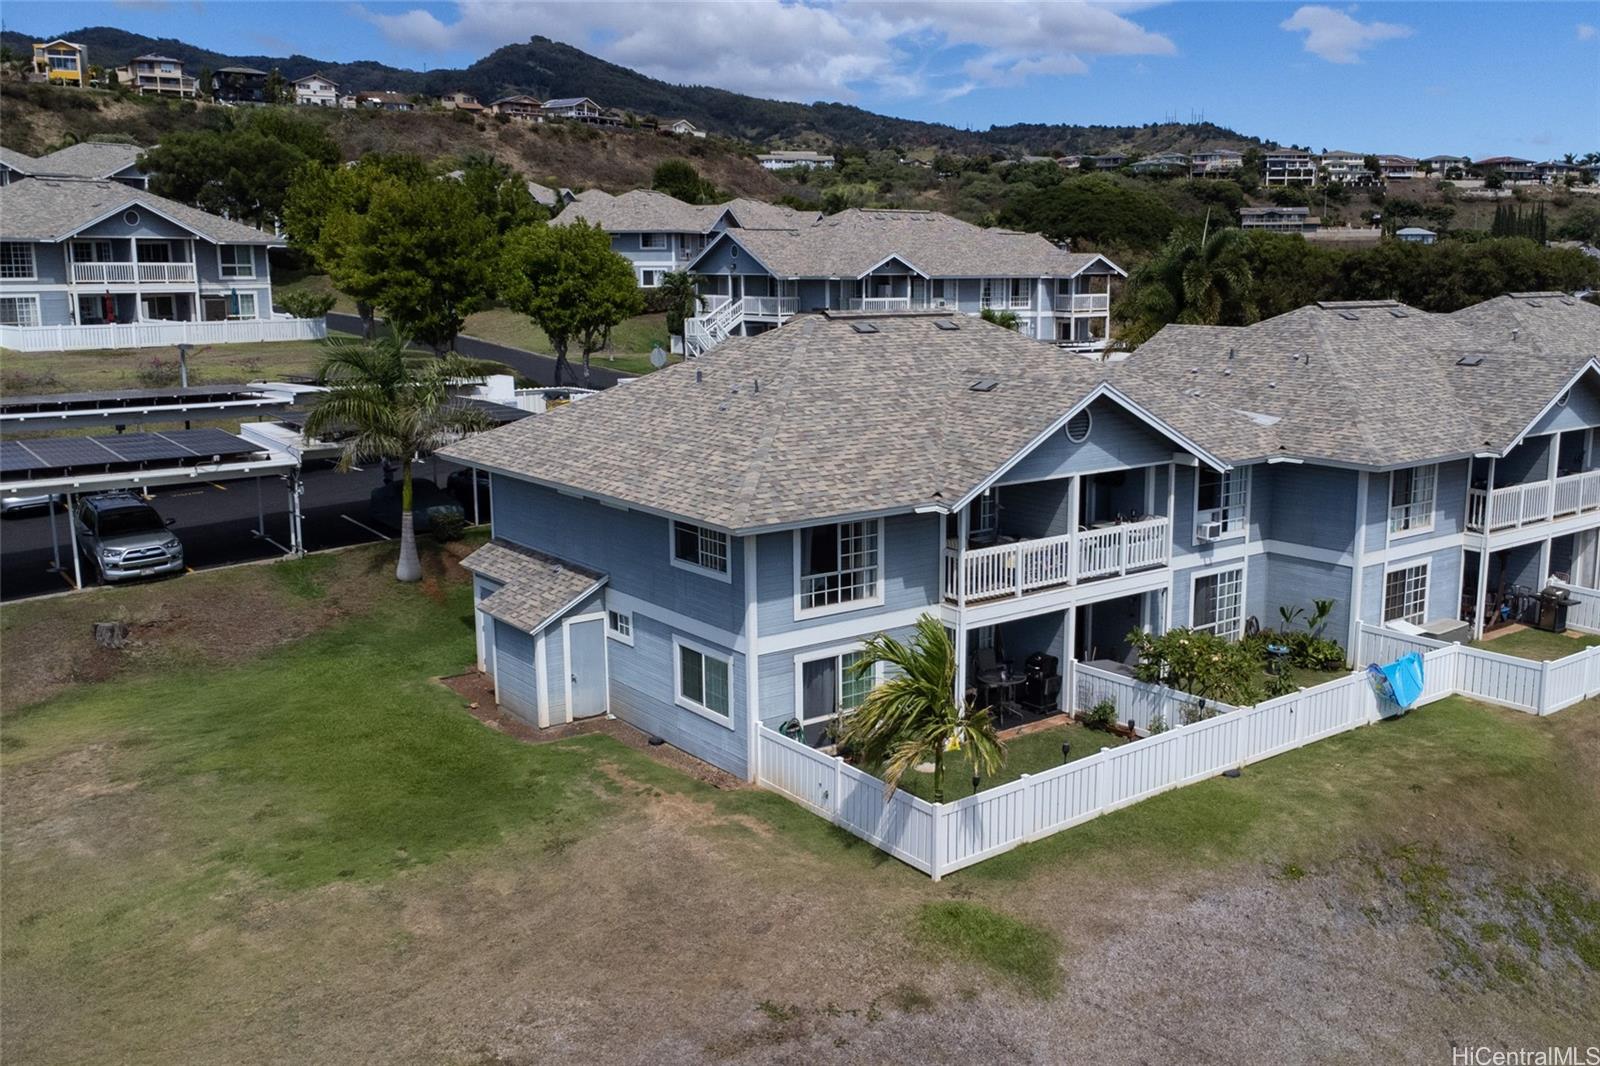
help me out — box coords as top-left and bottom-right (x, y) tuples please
(683, 297), (746, 358)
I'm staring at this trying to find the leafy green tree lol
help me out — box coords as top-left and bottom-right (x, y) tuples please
(500, 220), (645, 387)
(658, 270), (706, 338)
(142, 110), (338, 227)
(303, 336), (491, 582)
(353, 178), (498, 356)
(1000, 174), (1178, 251)
(834, 615), (1004, 803)
(277, 290), (337, 319)
(1115, 226), (1256, 345)
(454, 153), (547, 233)
(651, 158), (716, 203)
(264, 67), (286, 105)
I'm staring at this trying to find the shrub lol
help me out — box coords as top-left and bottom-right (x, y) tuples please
(278, 290), (336, 319)
(135, 355), (182, 388)
(1081, 698), (1118, 731)
(1128, 627), (1265, 707)
(428, 509), (466, 543)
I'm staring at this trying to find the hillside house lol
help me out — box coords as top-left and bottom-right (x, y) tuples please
(1264, 148), (1318, 186)
(212, 67), (269, 105)
(440, 91), (484, 112)
(32, 39), (87, 87)
(292, 73), (339, 107)
(115, 55), (199, 98)
(489, 95), (542, 121)
(756, 150), (835, 171)
(1240, 206), (1321, 234)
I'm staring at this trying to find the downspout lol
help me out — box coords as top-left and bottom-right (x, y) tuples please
(1347, 471), (1369, 658)
(743, 536), (761, 783)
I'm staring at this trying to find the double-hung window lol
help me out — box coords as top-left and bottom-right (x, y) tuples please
(0, 242), (35, 280)
(1196, 468), (1249, 539)
(1388, 465), (1436, 535)
(676, 640), (731, 724)
(1383, 564), (1429, 625)
(640, 232), (667, 250)
(1191, 567), (1244, 639)
(672, 520), (729, 578)
(218, 245), (255, 279)
(798, 520), (881, 614)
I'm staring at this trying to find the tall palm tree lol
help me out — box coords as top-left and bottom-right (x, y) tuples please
(1114, 226), (1257, 347)
(304, 334), (491, 582)
(837, 615), (1004, 802)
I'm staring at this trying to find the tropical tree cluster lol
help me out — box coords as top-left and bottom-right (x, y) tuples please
(1115, 229), (1600, 345)
(142, 110), (339, 227)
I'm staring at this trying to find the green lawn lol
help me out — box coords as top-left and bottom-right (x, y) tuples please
(897, 721), (1126, 803)
(0, 336), (357, 394)
(1472, 627), (1600, 662)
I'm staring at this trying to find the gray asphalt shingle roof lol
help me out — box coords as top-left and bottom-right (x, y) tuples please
(31, 142), (145, 179)
(442, 313), (1110, 532)
(461, 539), (606, 634)
(0, 179), (283, 245)
(1112, 295), (1600, 467)
(557, 189), (818, 234)
(0, 147), (35, 175)
(442, 296), (1600, 533)
(699, 209), (1118, 280)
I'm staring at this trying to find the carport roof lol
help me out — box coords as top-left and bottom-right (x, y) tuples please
(462, 540), (606, 635)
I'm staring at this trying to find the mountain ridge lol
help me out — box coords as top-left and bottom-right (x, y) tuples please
(0, 26), (1268, 155)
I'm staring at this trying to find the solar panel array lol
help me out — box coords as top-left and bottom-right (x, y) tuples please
(0, 385), (274, 415)
(0, 429), (264, 480)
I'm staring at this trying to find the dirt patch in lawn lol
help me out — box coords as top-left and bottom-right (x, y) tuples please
(440, 670), (744, 790)
(0, 539), (473, 714)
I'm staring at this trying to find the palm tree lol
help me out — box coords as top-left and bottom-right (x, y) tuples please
(659, 270), (707, 340)
(304, 334), (492, 582)
(836, 615), (1004, 802)
(979, 307), (1020, 331)
(1114, 225), (1256, 347)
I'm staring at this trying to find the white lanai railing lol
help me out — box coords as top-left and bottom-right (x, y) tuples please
(942, 517), (1170, 602)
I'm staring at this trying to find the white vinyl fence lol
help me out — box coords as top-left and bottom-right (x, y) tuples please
(758, 661), (1396, 879)
(757, 625), (1596, 880)
(0, 316), (326, 352)
(1355, 623), (1600, 716)
(1548, 579), (1600, 634)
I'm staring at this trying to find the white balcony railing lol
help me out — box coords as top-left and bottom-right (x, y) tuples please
(980, 295), (1033, 311)
(1053, 292), (1110, 313)
(741, 296), (799, 318)
(71, 262), (196, 284)
(1466, 470), (1600, 533)
(0, 316), (326, 352)
(846, 297), (912, 312)
(942, 516), (1170, 602)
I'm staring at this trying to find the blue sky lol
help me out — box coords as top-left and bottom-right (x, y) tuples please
(5, 1), (1597, 156)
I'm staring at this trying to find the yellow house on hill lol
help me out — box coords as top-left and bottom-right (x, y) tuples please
(33, 39), (88, 87)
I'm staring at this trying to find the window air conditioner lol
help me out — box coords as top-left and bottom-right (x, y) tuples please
(1196, 521), (1226, 541)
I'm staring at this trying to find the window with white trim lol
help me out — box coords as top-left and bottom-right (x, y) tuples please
(227, 292), (257, 320)
(798, 520), (881, 613)
(798, 650), (874, 745)
(672, 520), (729, 576)
(640, 269), (662, 288)
(71, 240), (115, 263)
(0, 296), (40, 327)
(1388, 465), (1436, 535)
(972, 491), (998, 540)
(0, 242), (35, 279)
(1383, 564), (1429, 625)
(640, 232), (667, 250)
(676, 641), (731, 721)
(606, 609), (633, 644)
(1191, 567), (1244, 639)
(218, 245), (255, 278)
(1196, 467), (1249, 538)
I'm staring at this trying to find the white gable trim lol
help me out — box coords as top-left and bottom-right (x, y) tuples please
(951, 382), (1229, 513)
(1505, 359), (1600, 452)
(855, 253), (929, 280)
(683, 230), (780, 278)
(1065, 253), (1128, 279)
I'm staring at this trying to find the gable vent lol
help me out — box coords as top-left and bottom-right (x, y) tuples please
(1064, 410), (1092, 442)
(850, 322), (879, 334)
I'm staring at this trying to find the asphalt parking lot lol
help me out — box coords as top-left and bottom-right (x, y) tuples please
(0, 458), (475, 601)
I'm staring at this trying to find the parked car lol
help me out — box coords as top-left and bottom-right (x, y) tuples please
(446, 468), (492, 521)
(73, 493), (184, 583)
(0, 492), (64, 517)
(368, 480), (465, 534)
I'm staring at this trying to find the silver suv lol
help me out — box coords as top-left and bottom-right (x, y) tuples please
(74, 493), (185, 583)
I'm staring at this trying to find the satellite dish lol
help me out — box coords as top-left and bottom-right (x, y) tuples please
(649, 345), (667, 369)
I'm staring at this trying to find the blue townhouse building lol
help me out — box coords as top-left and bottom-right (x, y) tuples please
(440, 293), (1600, 782)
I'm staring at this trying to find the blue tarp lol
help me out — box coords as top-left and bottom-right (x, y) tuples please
(1370, 651), (1426, 710)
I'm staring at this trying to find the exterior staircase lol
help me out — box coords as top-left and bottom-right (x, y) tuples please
(683, 296), (745, 358)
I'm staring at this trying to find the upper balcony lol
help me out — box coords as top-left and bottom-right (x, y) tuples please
(72, 262), (196, 284)
(1053, 292), (1109, 314)
(1467, 470), (1600, 533)
(943, 517), (1169, 602)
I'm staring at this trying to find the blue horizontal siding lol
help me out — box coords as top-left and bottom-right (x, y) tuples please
(493, 619), (539, 723)
(756, 512), (941, 637)
(609, 612), (747, 777)
(998, 398), (1175, 484)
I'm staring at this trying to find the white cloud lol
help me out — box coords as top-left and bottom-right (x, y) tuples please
(1578, 23), (1598, 41)
(355, 0), (1176, 102)
(1279, 5), (1412, 64)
